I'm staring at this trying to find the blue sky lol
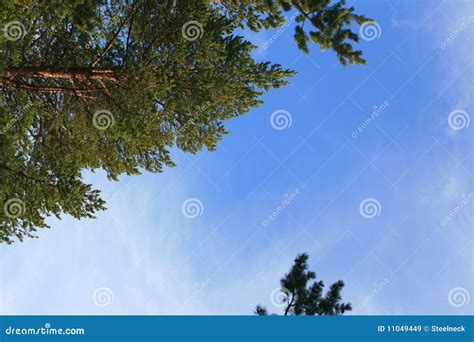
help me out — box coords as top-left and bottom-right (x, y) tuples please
(1, 0), (473, 315)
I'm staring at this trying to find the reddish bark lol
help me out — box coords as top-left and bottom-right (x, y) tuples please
(3, 67), (123, 81)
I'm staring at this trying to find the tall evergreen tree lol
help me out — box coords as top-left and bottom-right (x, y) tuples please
(255, 253), (351, 315)
(0, 1), (370, 243)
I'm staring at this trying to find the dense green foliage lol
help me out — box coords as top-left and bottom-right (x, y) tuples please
(219, 0), (369, 65)
(0, 0), (368, 243)
(255, 253), (351, 315)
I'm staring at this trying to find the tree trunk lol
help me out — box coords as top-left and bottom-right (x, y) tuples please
(2, 67), (123, 82)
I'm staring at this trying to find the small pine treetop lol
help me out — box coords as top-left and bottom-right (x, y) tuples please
(255, 253), (352, 315)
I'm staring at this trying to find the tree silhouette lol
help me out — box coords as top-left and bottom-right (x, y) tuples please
(0, 1), (370, 243)
(255, 253), (351, 315)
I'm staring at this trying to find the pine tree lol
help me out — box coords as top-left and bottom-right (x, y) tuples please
(217, 0), (370, 65)
(0, 1), (369, 243)
(255, 253), (351, 315)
